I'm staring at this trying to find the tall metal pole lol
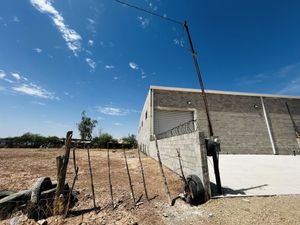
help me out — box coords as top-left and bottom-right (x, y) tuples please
(184, 21), (222, 195)
(184, 21), (214, 137)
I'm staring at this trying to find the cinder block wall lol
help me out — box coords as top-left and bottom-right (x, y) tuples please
(154, 90), (300, 155)
(148, 132), (211, 200)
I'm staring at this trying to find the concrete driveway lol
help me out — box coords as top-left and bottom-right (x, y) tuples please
(208, 155), (300, 196)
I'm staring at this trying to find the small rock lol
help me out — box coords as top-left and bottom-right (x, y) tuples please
(162, 213), (168, 217)
(37, 219), (48, 225)
(208, 213), (213, 217)
(242, 198), (250, 202)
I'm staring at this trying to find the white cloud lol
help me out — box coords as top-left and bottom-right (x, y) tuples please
(86, 58), (96, 70)
(96, 106), (139, 116)
(137, 16), (150, 28)
(141, 75), (147, 79)
(113, 76), (118, 80)
(4, 78), (14, 84)
(278, 77), (300, 95)
(0, 70), (6, 79)
(33, 48), (43, 53)
(30, 0), (82, 56)
(88, 39), (94, 46)
(11, 72), (21, 80)
(97, 106), (127, 116)
(114, 122), (122, 126)
(129, 62), (139, 70)
(105, 65), (115, 70)
(87, 18), (96, 33)
(13, 16), (20, 22)
(12, 83), (58, 99)
(31, 101), (46, 106)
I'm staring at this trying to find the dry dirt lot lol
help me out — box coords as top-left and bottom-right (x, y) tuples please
(0, 148), (299, 225)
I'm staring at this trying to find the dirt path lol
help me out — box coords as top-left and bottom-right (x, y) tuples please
(0, 148), (299, 225)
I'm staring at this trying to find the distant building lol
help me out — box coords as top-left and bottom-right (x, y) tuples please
(138, 86), (300, 155)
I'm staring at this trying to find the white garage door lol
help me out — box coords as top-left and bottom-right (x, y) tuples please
(154, 110), (194, 134)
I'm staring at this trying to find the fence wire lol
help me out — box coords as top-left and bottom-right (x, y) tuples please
(156, 120), (200, 140)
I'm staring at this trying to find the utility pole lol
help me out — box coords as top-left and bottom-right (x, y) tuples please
(183, 21), (222, 195)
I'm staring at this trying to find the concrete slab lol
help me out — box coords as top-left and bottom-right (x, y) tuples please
(208, 155), (300, 196)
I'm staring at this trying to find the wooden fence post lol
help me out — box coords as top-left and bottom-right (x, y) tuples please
(154, 135), (172, 205)
(123, 146), (136, 205)
(107, 148), (114, 208)
(87, 146), (97, 210)
(137, 147), (149, 201)
(54, 131), (72, 215)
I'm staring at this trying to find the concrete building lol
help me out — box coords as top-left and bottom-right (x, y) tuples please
(137, 86), (300, 198)
(138, 86), (300, 155)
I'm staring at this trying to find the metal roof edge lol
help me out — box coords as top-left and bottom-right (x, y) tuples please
(149, 85), (300, 99)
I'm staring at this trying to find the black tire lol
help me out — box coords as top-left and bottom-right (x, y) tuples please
(186, 175), (205, 205)
(30, 177), (53, 204)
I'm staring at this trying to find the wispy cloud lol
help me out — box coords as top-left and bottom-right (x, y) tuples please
(236, 73), (268, 86)
(105, 65), (115, 70)
(96, 106), (139, 116)
(148, 1), (158, 11)
(30, 0), (82, 56)
(0, 70), (6, 79)
(137, 16), (150, 28)
(86, 58), (96, 70)
(173, 38), (185, 48)
(1, 69), (59, 100)
(141, 75), (147, 79)
(88, 39), (94, 46)
(278, 77), (300, 95)
(113, 76), (118, 80)
(11, 72), (21, 80)
(114, 122), (122, 126)
(33, 48), (43, 53)
(87, 18), (96, 33)
(13, 16), (20, 23)
(237, 61), (300, 95)
(129, 62), (139, 70)
(12, 83), (58, 99)
(31, 101), (46, 106)
(4, 78), (14, 84)
(275, 62), (300, 77)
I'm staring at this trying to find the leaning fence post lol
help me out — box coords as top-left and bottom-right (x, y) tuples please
(54, 131), (72, 215)
(154, 135), (172, 205)
(123, 146), (136, 205)
(107, 147), (114, 208)
(86, 145), (97, 210)
(137, 146), (149, 201)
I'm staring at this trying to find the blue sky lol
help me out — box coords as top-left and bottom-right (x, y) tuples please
(1, 0), (300, 138)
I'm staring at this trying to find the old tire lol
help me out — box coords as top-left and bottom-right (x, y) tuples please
(31, 177), (53, 204)
(186, 175), (205, 205)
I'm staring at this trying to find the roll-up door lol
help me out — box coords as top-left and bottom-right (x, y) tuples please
(154, 110), (194, 134)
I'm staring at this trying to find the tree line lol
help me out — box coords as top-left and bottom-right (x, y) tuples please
(0, 111), (137, 148)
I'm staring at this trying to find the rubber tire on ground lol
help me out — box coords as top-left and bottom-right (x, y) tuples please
(186, 174), (205, 205)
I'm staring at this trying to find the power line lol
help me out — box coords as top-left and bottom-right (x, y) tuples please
(113, 0), (183, 26)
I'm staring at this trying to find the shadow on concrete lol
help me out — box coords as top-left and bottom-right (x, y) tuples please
(210, 182), (268, 196)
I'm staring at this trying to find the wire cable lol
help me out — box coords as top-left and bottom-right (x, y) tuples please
(113, 0), (183, 26)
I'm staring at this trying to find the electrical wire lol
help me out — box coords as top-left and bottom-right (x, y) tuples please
(113, 0), (183, 26)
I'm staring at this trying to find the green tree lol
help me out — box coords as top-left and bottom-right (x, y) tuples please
(93, 132), (115, 145)
(122, 134), (137, 147)
(77, 111), (97, 140)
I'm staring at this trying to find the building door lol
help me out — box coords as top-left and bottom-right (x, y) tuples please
(154, 110), (194, 135)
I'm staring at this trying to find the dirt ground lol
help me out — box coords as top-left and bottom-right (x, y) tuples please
(0, 148), (299, 225)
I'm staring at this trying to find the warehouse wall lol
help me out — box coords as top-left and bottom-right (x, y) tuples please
(148, 131), (211, 200)
(137, 90), (151, 154)
(153, 89), (300, 155)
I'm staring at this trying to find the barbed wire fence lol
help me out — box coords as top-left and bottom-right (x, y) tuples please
(156, 120), (201, 140)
